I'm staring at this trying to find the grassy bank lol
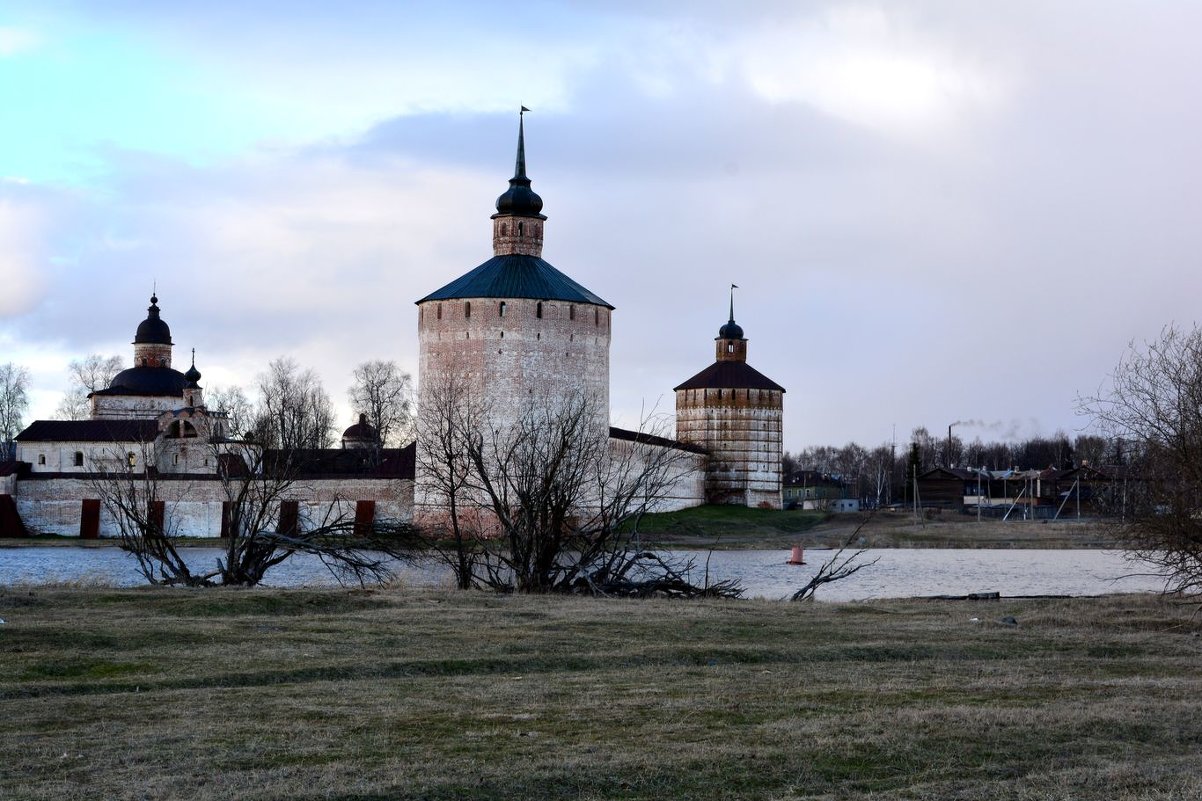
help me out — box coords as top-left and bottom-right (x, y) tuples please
(637, 506), (1112, 549)
(2, 587), (1200, 800)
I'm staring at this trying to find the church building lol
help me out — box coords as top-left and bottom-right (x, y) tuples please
(0, 113), (784, 538)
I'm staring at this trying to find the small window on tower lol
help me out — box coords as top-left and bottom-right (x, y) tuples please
(38, 454), (46, 465)
(74, 451), (83, 467)
(536, 302), (543, 319)
(594, 309), (599, 326)
(727, 343), (735, 353)
(518, 222), (524, 236)
(501, 223), (508, 236)
(499, 301), (507, 317)
(464, 301), (471, 319)
(569, 305), (576, 321)
(127, 452), (136, 467)
(437, 304), (443, 320)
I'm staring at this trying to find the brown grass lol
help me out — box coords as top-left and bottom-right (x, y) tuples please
(1, 587), (1200, 800)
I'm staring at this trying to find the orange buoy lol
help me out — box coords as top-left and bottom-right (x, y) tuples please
(787, 545), (806, 565)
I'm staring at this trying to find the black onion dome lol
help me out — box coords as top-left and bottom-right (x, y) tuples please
(133, 294), (173, 345)
(492, 113), (546, 219)
(342, 414), (378, 442)
(184, 350), (201, 385)
(718, 319), (745, 340)
(98, 366), (189, 396)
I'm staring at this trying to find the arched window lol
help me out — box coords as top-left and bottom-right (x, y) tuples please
(141, 358), (148, 366)
(501, 223), (508, 236)
(74, 451), (84, 467)
(536, 302), (543, 319)
(464, 301), (471, 319)
(127, 452), (136, 467)
(499, 301), (507, 317)
(37, 454), (46, 465)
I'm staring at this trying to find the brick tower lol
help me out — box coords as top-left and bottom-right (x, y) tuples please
(415, 111), (614, 513)
(674, 294), (784, 508)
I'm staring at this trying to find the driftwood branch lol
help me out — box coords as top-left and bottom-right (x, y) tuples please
(790, 511), (879, 602)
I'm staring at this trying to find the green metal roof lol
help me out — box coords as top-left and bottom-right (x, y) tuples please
(416, 254), (613, 309)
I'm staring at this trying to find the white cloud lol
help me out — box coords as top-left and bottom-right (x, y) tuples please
(0, 27), (39, 57)
(732, 6), (1009, 138)
(0, 194), (47, 316)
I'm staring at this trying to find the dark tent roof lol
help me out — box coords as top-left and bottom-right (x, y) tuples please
(16, 419), (161, 443)
(93, 366), (188, 397)
(673, 361), (785, 393)
(417, 254), (612, 309)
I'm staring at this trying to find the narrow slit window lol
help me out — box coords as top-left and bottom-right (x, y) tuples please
(499, 301), (507, 317)
(536, 302), (543, 319)
(464, 301), (471, 319)
(74, 452), (84, 467)
(595, 308), (599, 326)
(437, 304), (443, 320)
(569, 305), (576, 321)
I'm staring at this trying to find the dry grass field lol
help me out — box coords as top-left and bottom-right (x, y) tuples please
(2, 587), (1201, 800)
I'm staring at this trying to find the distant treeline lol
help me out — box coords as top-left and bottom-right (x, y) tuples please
(785, 427), (1119, 506)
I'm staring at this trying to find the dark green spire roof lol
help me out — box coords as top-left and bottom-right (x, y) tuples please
(417, 254), (612, 308)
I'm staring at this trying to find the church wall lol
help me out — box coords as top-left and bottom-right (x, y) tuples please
(92, 394), (183, 420)
(14, 476), (414, 538)
(17, 441), (150, 475)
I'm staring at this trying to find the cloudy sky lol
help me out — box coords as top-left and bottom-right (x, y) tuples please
(2, 1), (1200, 452)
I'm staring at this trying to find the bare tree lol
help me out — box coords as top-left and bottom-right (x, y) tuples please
(348, 360), (415, 447)
(414, 372), (487, 589)
(417, 378), (732, 596)
(88, 436), (414, 587)
(56, 354), (124, 420)
(1081, 324), (1202, 596)
(0, 362), (30, 460)
(254, 358), (335, 450)
(206, 384), (254, 437)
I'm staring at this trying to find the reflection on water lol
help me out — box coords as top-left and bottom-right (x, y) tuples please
(0, 546), (1168, 600)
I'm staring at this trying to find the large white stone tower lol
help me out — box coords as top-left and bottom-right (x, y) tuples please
(414, 112), (614, 511)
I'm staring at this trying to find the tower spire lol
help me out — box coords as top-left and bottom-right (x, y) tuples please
(729, 283), (738, 323)
(514, 105), (530, 180)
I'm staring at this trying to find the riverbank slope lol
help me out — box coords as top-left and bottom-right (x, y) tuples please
(2, 587), (1199, 800)
(635, 506), (1111, 549)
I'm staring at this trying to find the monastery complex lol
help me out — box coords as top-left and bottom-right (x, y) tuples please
(0, 116), (785, 538)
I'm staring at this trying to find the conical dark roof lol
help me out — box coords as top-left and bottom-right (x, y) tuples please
(673, 361), (785, 393)
(417, 254), (613, 308)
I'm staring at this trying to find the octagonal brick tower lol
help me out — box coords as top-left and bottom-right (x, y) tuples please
(674, 298), (785, 508)
(416, 111), (613, 447)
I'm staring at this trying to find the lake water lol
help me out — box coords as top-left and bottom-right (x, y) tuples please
(0, 546), (1168, 600)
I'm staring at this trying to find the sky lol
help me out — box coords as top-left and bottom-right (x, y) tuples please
(2, 1), (1200, 453)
